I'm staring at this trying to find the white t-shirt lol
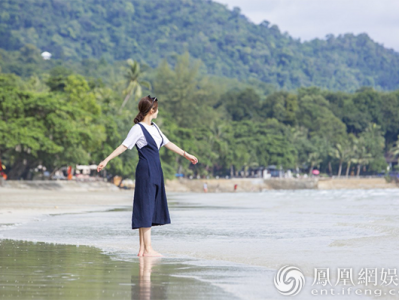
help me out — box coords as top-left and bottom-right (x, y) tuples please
(122, 121), (170, 150)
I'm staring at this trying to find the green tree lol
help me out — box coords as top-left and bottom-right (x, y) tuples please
(351, 137), (373, 177)
(331, 141), (351, 177)
(344, 134), (358, 177)
(262, 91), (298, 125)
(154, 52), (221, 128)
(119, 59), (151, 113)
(358, 123), (386, 172)
(0, 73), (108, 179)
(389, 135), (399, 166)
(307, 152), (322, 175)
(296, 93), (347, 144)
(219, 88), (261, 122)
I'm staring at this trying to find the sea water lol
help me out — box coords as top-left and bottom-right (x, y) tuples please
(1, 189), (399, 299)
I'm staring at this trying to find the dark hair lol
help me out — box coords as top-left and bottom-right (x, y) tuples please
(133, 96), (159, 124)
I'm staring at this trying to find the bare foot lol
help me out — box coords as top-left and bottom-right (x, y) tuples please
(143, 248), (163, 257)
(137, 248), (144, 256)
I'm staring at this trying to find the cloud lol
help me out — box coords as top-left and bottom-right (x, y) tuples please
(213, 0), (399, 51)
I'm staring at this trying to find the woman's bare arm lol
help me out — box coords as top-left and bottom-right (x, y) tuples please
(164, 142), (184, 156)
(164, 142), (198, 164)
(106, 144), (128, 162)
(97, 144), (128, 172)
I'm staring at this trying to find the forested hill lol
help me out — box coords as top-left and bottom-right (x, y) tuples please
(1, 0), (399, 91)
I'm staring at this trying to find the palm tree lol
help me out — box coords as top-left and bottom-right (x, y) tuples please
(307, 152), (322, 175)
(291, 126), (309, 172)
(344, 134), (358, 177)
(331, 142), (351, 177)
(210, 122), (231, 176)
(390, 135), (399, 165)
(345, 154), (356, 177)
(352, 139), (373, 177)
(119, 59), (151, 113)
(317, 137), (333, 175)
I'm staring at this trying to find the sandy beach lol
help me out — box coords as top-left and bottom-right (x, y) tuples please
(0, 188), (133, 225)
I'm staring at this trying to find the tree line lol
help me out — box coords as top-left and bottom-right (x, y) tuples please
(1, 52), (399, 180)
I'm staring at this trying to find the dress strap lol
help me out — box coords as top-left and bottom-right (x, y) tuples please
(152, 123), (164, 147)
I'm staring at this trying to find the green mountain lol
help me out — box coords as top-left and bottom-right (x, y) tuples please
(1, 0), (399, 91)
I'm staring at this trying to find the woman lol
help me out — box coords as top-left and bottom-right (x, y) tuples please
(97, 95), (198, 257)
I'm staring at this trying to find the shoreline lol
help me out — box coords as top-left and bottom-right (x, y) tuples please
(166, 177), (398, 192)
(1, 177), (397, 225)
(1, 177), (397, 193)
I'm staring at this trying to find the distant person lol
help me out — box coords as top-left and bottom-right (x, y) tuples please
(0, 160), (6, 180)
(203, 182), (208, 193)
(97, 95), (198, 257)
(67, 165), (72, 180)
(234, 184), (238, 192)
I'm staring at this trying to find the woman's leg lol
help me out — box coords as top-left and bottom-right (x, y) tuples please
(138, 228), (145, 256)
(142, 227), (163, 257)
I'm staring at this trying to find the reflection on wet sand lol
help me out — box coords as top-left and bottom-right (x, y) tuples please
(0, 239), (236, 300)
(131, 257), (164, 300)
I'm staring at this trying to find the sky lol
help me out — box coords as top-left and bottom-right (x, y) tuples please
(213, 0), (399, 52)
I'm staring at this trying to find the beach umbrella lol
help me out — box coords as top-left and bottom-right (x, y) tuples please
(312, 169), (320, 175)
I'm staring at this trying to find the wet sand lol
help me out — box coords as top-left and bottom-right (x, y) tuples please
(0, 239), (239, 300)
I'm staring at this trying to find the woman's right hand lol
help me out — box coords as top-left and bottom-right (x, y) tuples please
(184, 152), (198, 164)
(97, 160), (108, 172)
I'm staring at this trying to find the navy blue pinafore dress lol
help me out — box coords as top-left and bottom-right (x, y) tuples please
(132, 122), (171, 230)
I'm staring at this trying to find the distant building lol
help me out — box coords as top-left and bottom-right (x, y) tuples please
(41, 51), (51, 60)
(76, 164), (98, 175)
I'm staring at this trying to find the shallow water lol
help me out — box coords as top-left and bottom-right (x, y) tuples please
(2, 189), (399, 299)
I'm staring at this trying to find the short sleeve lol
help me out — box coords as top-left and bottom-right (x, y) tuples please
(161, 131), (170, 147)
(122, 125), (141, 150)
(153, 122), (170, 147)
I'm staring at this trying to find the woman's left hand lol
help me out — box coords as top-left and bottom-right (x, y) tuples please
(184, 152), (198, 164)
